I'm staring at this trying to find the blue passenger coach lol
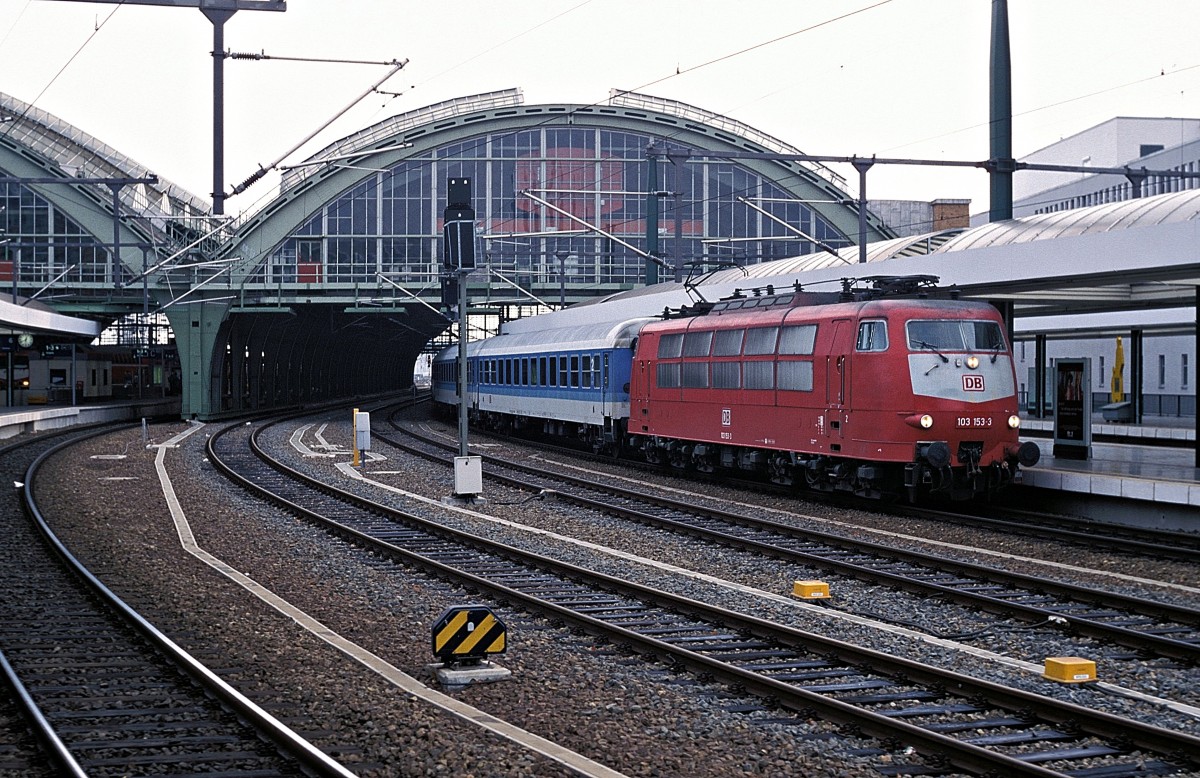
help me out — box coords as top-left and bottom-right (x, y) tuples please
(433, 316), (655, 451)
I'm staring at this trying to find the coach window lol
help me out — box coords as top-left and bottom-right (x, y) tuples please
(712, 361), (740, 388)
(682, 362), (709, 388)
(743, 361), (774, 390)
(593, 353), (602, 388)
(539, 357), (547, 386)
(571, 355), (580, 387)
(779, 324), (817, 354)
(506, 359), (513, 385)
(778, 361), (814, 391)
(855, 320), (887, 352)
(683, 330), (713, 357)
(581, 354), (592, 388)
(548, 356), (557, 386)
(712, 329), (744, 356)
(657, 333), (684, 358)
(744, 327), (779, 355)
(657, 362), (680, 388)
(522, 358), (530, 386)
(559, 357), (569, 387)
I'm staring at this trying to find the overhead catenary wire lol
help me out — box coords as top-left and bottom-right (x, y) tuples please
(0, 0), (124, 138)
(229, 58), (409, 196)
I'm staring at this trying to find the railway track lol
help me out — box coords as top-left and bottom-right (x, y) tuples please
(211, 412), (1200, 777)
(478, 419), (1199, 564)
(2, 423), (354, 777)
(387, 418), (1200, 665)
(912, 501), (1200, 563)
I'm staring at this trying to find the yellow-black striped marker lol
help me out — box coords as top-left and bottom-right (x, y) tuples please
(432, 605), (507, 663)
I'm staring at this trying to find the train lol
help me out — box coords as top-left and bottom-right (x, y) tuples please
(433, 277), (1041, 501)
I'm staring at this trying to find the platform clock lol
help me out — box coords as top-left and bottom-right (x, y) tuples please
(17, 334), (33, 348)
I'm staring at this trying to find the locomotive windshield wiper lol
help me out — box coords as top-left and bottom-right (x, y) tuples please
(915, 341), (949, 363)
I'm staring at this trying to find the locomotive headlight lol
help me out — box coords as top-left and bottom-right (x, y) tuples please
(965, 355), (980, 369)
(1007, 414), (1021, 429)
(904, 413), (935, 429)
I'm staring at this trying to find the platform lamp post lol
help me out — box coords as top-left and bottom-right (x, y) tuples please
(443, 178), (483, 501)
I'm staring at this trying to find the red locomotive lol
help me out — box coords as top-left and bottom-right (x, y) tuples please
(626, 281), (1040, 501)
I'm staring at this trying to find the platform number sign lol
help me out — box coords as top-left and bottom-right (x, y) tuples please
(962, 374), (985, 392)
(721, 408), (732, 426)
(431, 605), (506, 665)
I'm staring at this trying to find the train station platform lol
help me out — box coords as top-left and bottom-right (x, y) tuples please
(1018, 415), (1199, 509)
(0, 397), (181, 440)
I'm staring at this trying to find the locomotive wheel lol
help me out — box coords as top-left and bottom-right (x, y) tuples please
(768, 454), (795, 486)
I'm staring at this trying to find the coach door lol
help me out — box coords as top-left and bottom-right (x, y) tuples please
(600, 352), (612, 416)
(825, 319), (853, 440)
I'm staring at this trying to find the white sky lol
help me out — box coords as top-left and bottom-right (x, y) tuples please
(1, 0), (1197, 218)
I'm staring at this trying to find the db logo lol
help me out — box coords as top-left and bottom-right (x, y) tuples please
(721, 408), (732, 426)
(962, 375), (985, 392)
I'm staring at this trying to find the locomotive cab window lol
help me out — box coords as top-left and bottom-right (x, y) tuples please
(856, 320), (887, 352)
(971, 321), (1007, 351)
(908, 319), (1006, 352)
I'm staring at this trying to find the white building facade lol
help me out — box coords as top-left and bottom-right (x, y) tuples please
(1005, 117), (1198, 419)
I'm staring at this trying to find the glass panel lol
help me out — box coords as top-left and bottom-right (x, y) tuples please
(681, 362), (709, 388)
(908, 320), (967, 351)
(683, 330), (713, 357)
(743, 361), (774, 389)
(969, 321), (1006, 351)
(657, 333), (684, 358)
(712, 361), (740, 388)
(779, 324), (817, 355)
(744, 327), (779, 355)
(712, 329), (744, 356)
(656, 362), (680, 388)
(778, 361), (814, 391)
(855, 320), (887, 352)
(908, 320), (1006, 352)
